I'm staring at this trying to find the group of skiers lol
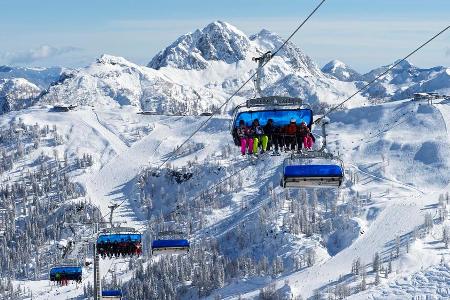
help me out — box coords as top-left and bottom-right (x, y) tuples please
(50, 272), (82, 285)
(97, 240), (142, 258)
(236, 118), (315, 156)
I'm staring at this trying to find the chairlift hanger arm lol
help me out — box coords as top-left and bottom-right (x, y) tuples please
(252, 51), (272, 97)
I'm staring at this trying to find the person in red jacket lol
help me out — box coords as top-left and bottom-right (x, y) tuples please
(282, 119), (298, 151)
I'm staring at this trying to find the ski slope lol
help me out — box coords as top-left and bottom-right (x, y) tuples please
(5, 97), (450, 299)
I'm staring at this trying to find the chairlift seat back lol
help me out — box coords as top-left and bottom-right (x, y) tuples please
(233, 108), (313, 128)
(97, 233), (141, 244)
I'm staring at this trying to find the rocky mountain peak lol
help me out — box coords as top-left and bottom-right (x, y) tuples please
(148, 20), (251, 70)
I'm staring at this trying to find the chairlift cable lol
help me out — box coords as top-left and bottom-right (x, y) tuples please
(316, 25), (450, 124)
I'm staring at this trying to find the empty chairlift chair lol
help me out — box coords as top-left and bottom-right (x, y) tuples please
(102, 290), (123, 300)
(152, 238), (190, 255)
(282, 164), (343, 188)
(152, 224), (190, 255)
(279, 115), (345, 189)
(96, 227), (142, 258)
(49, 265), (82, 284)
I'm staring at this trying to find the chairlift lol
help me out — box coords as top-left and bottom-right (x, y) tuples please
(280, 117), (345, 188)
(231, 52), (345, 188)
(49, 263), (82, 285)
(231, 96), (312, 146)
(231, 52), (314, 146)
(151, 239), (190, 255)
(151, 224), (190, 255)
(102, 289), (123, 300)
(96, 227), (142, 258)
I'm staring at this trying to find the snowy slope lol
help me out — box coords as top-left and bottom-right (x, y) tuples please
(1, 96), (449, 299)
(222, 99), (450, 299)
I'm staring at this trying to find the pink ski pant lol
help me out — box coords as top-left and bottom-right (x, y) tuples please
(303, 136), (313, 149)
(240, 138), (254, 154)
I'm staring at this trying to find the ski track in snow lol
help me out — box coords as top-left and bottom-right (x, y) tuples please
(84, 120), (176, 227)
(78, 110), (129, 155)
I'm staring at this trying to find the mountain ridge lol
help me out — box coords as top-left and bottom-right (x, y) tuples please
(1, 21), (449, 116)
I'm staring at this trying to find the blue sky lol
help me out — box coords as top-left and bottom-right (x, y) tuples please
(1, 0), (449, 72)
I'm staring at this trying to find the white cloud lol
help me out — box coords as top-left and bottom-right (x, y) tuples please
(1, 45), (81, 64)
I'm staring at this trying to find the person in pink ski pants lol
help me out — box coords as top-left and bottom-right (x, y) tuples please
(236, 120), (254, 155)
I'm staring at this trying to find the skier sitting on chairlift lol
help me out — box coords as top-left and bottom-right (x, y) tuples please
(297, 121), (314, 151)
(263, 119), (281, 155)
(282, 119), (298, 151)
(251, 119), (268, 155)
(237, 120), (254, 156)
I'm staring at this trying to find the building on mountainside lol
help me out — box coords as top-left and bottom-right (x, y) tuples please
(137, 110), (158, 115)
(52, 104), (78, 112)
(413, 92), (446, 102)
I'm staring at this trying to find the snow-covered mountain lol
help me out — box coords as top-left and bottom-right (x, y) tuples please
(148, 21), (251, 70)
(40, 54), (219, 115)
(0, 65), (65, 114)
(34, 21), (366, 114)
(0, 78), (41, 113)
(321, 59), (450, 100)
(361, 60), (450, 100)
(322, 59), (363, 82)
(2, 21), (449, 117)
(0, 65), (64, 90)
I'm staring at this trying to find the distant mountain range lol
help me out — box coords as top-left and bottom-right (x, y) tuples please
(321, 59), (450, 100)
(1, 21), (449, 115)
